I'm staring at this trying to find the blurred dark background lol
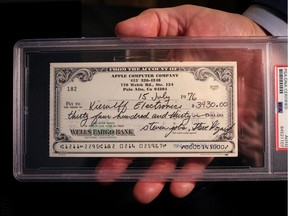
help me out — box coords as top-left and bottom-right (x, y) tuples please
(1, 0), (287, 215)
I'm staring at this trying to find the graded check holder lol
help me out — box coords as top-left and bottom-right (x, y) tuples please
(13, 36), (287, 182)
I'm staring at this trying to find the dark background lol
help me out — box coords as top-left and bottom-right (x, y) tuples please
(1, 0), (287, 215)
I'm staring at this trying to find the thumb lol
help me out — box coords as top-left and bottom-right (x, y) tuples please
(115, 5), (268, 37)
(115, 5), (195, 37)
(115, 9), (161, 37)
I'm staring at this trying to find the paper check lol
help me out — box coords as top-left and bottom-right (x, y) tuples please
(49, 62), (238, 157)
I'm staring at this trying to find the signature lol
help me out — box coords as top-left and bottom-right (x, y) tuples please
(140, 120), (188, 138)
(192, 120), (235, 135)
(140, 119), (235, 138)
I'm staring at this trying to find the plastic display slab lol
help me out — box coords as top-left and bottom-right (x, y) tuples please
(13, 36), (288, 182)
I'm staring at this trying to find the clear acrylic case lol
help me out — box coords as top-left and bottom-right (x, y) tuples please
(13, 36), (287, 182)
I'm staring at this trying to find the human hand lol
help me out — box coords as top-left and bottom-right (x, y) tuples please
(95, 4), (268, 204)
(115, 4), (267, 37)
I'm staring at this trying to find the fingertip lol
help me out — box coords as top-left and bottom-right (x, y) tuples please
(133, 181), (165, 204)
(169, 158), (213, 198)
(170, 181), (196, 198)
(95, 158), (134, 183)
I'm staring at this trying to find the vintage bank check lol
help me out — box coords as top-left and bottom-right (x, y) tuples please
(49, 62), (238, 157)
